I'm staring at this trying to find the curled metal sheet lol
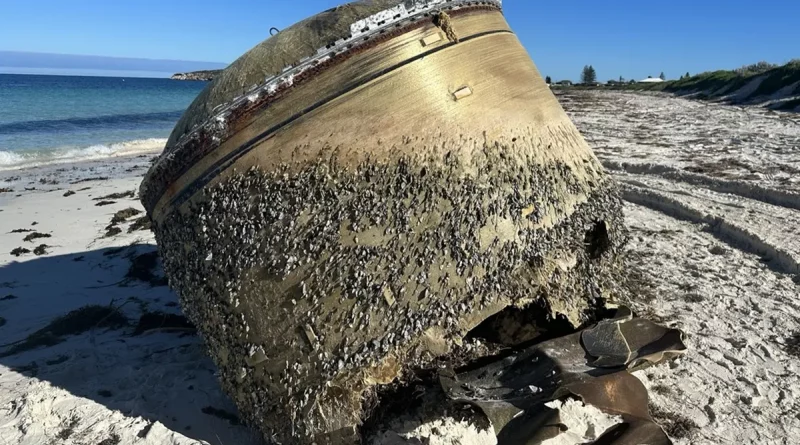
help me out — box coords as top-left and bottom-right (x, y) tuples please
(440, 308), (686, 444)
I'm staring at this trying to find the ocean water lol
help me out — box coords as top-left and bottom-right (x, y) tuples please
(0, 74), (206, 170)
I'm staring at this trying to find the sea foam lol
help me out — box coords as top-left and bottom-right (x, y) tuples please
(0, 138), (166, 171)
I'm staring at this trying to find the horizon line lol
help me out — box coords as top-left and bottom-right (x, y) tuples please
(0, 49), (228, 66)
(0, 67), (207, 79)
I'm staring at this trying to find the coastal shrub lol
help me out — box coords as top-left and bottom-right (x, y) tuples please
(734, 61), (778, 76)
(752, 62), (800, 97)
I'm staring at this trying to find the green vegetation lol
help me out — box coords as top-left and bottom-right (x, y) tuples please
(581, 65), (597, 84)
(609, 60), (800, 110)
(752, 60), (800, 96)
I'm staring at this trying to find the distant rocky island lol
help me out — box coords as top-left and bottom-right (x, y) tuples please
(170, 69), (222, 81)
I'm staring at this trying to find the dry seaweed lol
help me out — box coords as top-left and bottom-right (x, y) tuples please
(10, 247), (31, 257)
(94, 190), (135, 200)
(110, 207), (142, 224)
(70, 176), (109, 184)
(104, 226), (123, 237)
(23, 232), (51, 242)
(128, 215), (153, 233)
(649, 403), (699, 439)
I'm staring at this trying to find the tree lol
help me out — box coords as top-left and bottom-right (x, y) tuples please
(619, 75), (624, 83)
(659, 72), (666, 80)
(581, 65), (597, 84)
(685, 71), (690, 79)
(545, 75), (552, 84)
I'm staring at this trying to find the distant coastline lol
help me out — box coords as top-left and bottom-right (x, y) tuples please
(0, 50), (226, 79)
(171, 70), (222, 81)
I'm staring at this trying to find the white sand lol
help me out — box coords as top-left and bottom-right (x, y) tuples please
(539, 399), (622, 445)
(369, 417), (497, 445)
(1, 91), (799, 444)
(0, 155), (263, 445)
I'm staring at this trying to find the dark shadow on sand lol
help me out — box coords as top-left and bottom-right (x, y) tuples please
(0, 245), (264, 445)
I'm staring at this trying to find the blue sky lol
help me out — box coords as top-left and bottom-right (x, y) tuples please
(0, 0), (797, 81)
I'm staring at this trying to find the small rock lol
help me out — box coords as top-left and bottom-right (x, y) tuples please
(709, 245), (728, 255)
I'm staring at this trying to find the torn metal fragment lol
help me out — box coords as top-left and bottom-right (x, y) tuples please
(440, 309), (686, 444)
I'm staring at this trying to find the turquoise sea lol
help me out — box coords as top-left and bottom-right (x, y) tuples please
(0, 74), (206, 170)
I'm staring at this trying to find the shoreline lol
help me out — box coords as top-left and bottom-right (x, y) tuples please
(0, 138), (166, 174)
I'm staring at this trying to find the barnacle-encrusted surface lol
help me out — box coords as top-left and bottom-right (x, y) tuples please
(153, 144), (626, 443)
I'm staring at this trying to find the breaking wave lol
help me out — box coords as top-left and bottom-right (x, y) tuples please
(0, 138), (166, 171)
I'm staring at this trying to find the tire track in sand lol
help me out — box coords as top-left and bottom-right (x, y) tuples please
(620, 183), (800, 279)
(604, 160), (800, 212)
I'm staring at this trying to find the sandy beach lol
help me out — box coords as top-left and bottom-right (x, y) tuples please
(0, 153), (264, 445)
(1, 91), (799, 444)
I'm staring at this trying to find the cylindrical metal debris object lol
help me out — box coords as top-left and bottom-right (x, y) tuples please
(140, 1), (626, 443)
